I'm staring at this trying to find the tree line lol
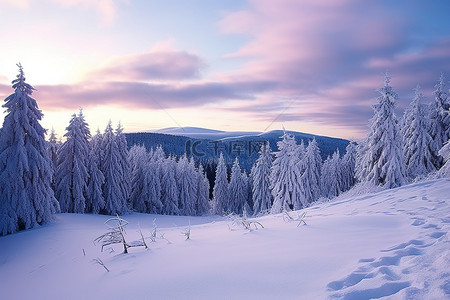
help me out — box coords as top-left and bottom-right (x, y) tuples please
(0, 66), (449, 235)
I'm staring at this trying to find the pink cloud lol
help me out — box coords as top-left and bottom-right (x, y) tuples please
(88, 50), (206, 81)
(216, 0), (450, 136)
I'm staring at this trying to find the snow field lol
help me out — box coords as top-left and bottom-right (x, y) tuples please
(0, 179), (449, 299)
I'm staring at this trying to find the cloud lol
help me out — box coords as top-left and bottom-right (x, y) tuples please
(88, 50), (206, 81)
(217, 0), (450, 134)
(32, 79), (274, 111)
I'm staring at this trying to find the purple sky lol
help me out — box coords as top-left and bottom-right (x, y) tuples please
(0, 0), (449, 139)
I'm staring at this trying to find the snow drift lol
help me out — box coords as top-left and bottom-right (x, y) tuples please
(0, 179), (449, 299)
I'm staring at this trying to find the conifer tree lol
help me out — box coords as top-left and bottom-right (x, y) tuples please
(242, 170), (252, 214)
(356, 74), (406, 188)
(251, 143), (273, 215)
(55, 111), (91, 213)
(438, 142), (450, 177)
(0, 64), (59, 235)
(321, 150), (342, 198)
(115, 123), (131, 209)
(161, 156), (179, 215)
(270, 132), (302, 213)
(101, 121), (127, 215)
(47, 129), (59, 192)
(146, 155), (163, 214)
(196, 163), (211, 215)
(299, 139), (322, 206)
(213, 153), (229, 214)
(86, 131), (105, 213)
(341, 142), (357, 192)
(129, 145), (149, 212)
(229, 158), (247, 214)
(402, 85), (435, 178)
(429, 74), (449, 169)
(177, 155), (197, 215)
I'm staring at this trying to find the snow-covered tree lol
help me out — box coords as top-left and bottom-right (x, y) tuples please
(146, 153), (163, 214)
(195, 163), (211, 215)
(177, 155), (197, 215)
(356, 74), (406, 188)
(129, 145), (149, 213)
(55, 110), (91, 213)
(270, 132), (303, 213)
(86, 131), (105, 214)
(115, 123), (131, 209)
(402, 85), (435, 178)
(299, 139), (322, 206)
(321, 150), (342, 198)
(251, 143), (273, 215)
(341, 142), (357, 192)
(429, 74), (449, 169)
(438, 141), (450, 177)
(161, 156), (179, 215)
(47, 129), (60, 192)
(228, 158), (247, 214)
(242, 171), (252, 214)
(101, 121), (128, 215)
(0, 64), (59, 235)
(212, 153), (229, 215)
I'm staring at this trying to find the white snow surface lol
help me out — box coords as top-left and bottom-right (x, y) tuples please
(151, 126), (262, 140)
(1, 179), (449, 299)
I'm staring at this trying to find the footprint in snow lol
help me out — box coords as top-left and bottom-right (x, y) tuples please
(411, 218), (426, 226)
(327, 239), (427, 298)
(428, 231), (446, 239)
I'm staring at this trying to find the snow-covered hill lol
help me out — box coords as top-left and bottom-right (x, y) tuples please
(1, 179), (449, 299)
(151, 126), (261, 140)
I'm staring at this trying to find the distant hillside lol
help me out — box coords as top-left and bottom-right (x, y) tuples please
(126, 128), (349, 171)
(150, 126), (261, 140)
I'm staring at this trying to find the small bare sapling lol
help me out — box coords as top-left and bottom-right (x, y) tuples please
(94, 215), (147, 254)
(182, 219), (191, 240)
(93, 257), (109, 272)
(283, 209), (307, 226)
(227, 207), (264, 232)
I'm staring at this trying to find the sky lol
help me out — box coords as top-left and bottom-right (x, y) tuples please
(0, 0), (449, 140)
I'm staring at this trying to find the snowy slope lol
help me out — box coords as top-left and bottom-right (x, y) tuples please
(151, 126), (261, 140)
(0, 179), (449, 299)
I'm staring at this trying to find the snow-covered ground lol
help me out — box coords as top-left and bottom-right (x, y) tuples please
(1, 179), (449, 299)
(151, 126), (262, 140)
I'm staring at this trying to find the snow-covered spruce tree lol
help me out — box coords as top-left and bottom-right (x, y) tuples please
(321, 150), (342, 198)
(341, 142), (357, 192)
(438, 141), (450, 177)
(251, 143), (273, 215)
(213, 152), (229, 215)
(228, 158), (248, 214)
(47, 128), (60, 192)
(161, 156), (179, 215)
(429, 74), (449, 169)
(0, 64), (59, 235)
(195, 163), (211, 215)
(270, 131), (303, 213)
(177, 155), (197, 215)
(55, 110), (91, 213)
(299, 138), (322, 207)
(356, 74), (406, 188)
(129, 145), (149, 212)
(242, 171), (252, 214)
(146, 153), (163, 214)
(86, 131), (105, 214)
(115, 123), (132, 209)
(101, 121), (128, 215)
(402, 85), (435, 179)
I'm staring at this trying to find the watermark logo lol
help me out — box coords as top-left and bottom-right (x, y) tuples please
(185, 140), (267, 158)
